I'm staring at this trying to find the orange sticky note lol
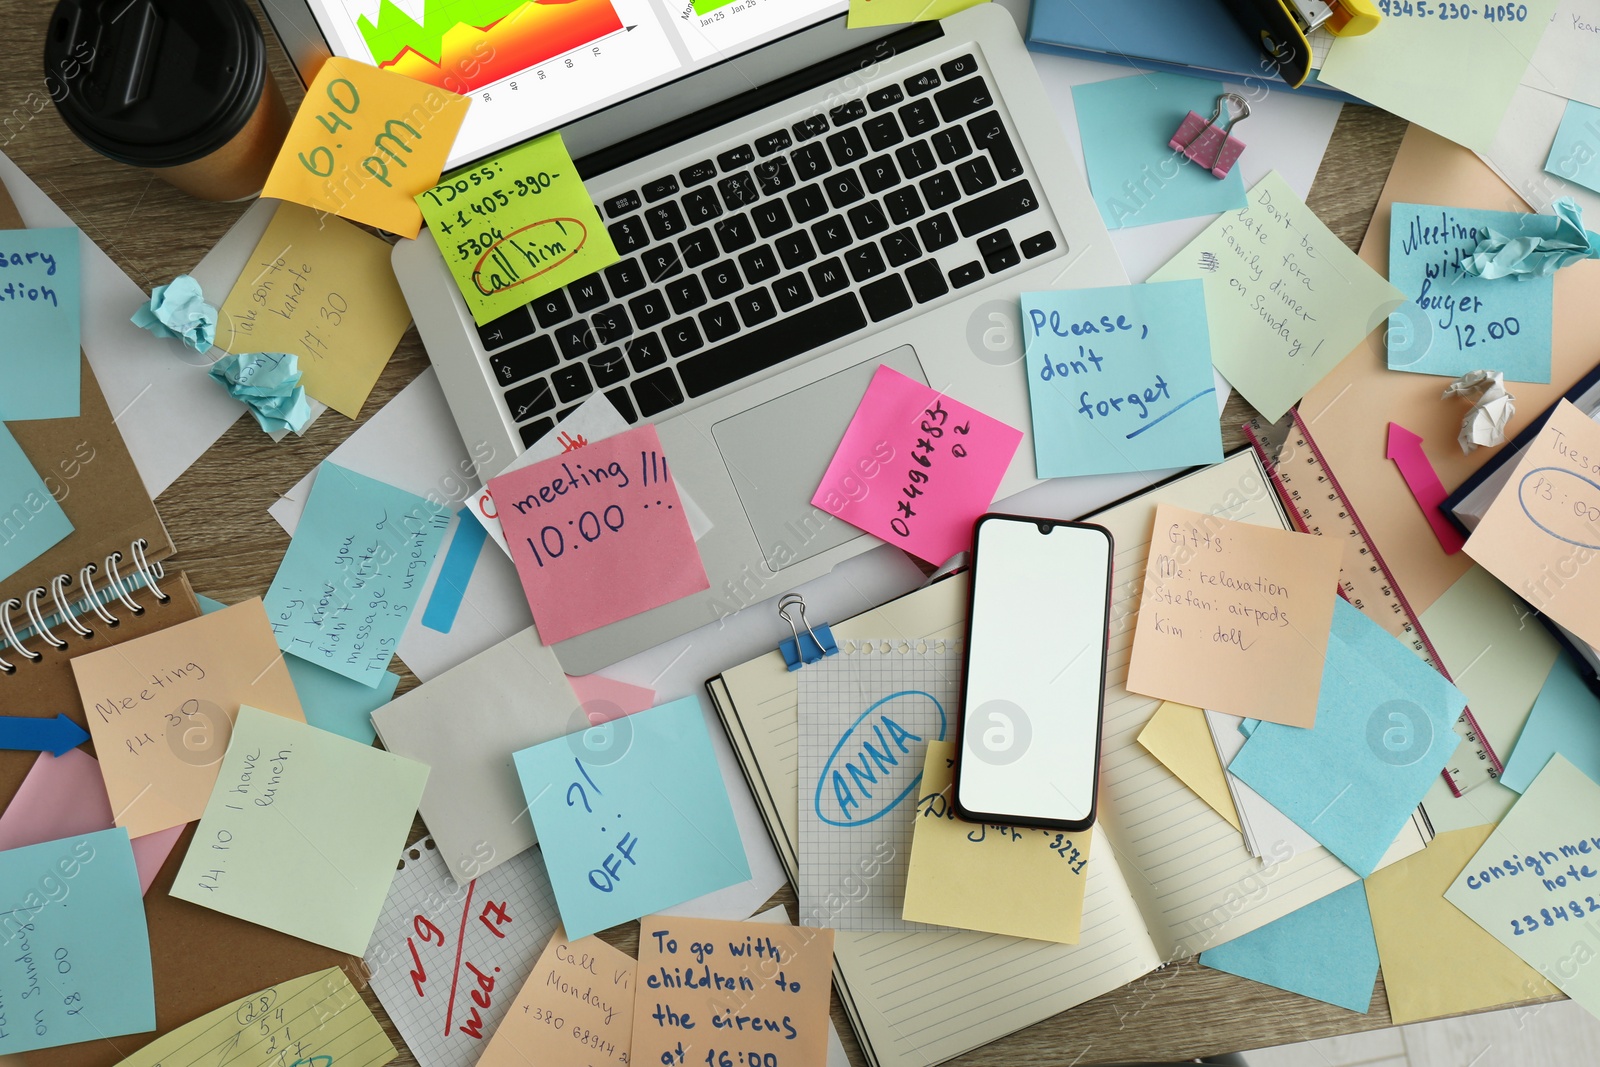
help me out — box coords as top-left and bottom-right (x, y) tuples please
(263, 57), (469, 239)
(1126, 504), (1344, 727)
(479, 928), (635, 1067)
(631, 915), (834, 1067)
(70, 598), (306, 838)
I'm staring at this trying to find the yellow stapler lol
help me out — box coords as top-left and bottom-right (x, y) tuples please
(1221, 0), (1381, 89)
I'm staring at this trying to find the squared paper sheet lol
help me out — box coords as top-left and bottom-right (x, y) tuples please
(364, 837), (560, 1067)
(798, 644), (960, 931)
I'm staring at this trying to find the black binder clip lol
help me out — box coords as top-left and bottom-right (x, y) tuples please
(778, 593), (837, 672)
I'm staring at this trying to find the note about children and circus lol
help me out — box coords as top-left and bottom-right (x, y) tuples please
(1126, 504), (1344, 727)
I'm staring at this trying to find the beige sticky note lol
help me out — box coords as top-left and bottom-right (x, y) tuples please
(71, 598), (305, 838)
(218, 202), (411, 419)
(1466, 400), (1600, 651)
(901, 740), (1090, 943)
(1126, 504), (1344, 727)
(1367, 824), (1559, 1024)
(1136, 702), (1240, 831)
(480, 928), (635, 1067)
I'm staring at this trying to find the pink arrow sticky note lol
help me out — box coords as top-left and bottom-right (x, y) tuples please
(1386, 422), (1466, 555)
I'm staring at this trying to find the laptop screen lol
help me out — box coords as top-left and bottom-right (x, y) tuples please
(303, 0), (850, 168)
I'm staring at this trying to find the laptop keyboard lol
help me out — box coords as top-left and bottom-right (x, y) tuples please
(473, 51), (1058, 449)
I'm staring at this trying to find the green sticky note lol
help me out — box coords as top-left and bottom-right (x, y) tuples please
(846, 0), (986, 29)
(416, 132), (618, 326)
(1445, 754), (1600, 1015)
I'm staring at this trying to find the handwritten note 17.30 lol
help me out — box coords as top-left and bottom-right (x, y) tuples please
(489, 423), (707, 644)
(1126, 504), (1344, 727)
(1021, 279), (1222, 478)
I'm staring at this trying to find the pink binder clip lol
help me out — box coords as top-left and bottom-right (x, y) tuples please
(1169, 93), (1250, 179)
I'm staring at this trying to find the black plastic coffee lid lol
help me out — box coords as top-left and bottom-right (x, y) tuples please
(44, 0), (266, 168)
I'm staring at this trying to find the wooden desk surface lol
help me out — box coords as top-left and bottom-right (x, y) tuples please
(0, 2), (1531, 1063)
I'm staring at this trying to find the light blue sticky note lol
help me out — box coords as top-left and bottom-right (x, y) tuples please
(1545, 100), (1600, 197)
(1499, 651), (1600, 793)
(263, 461), (450, 687)
(1199, 882), (1378, 1013)
(0, 228), (81, 421)
(1071, 72), (1248, 231)
(1386, 204), (1554, 382)
(0, 828), (153, 1053)
(0, 422), (73, 585)
(421, 508), (486, 635)
(1228, 598), (1466, 878)
(1021, 280), (1222, 477)
(513, 696), (751, 940)
(197, 594), (398, 744)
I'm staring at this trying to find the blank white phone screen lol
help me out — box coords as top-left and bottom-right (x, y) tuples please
(957, 518), (1112, 825)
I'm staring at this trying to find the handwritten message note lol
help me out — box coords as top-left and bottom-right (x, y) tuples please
(0, 227), (79, 421)
(489, 423), (707, 644)
(265, 461), (450, 686)
(631, 914), (835, 1067)
(110, 967), (396, 1067)
(479, 928), (635, 1067)
(1126, 504), (1344, 726)
(1445, 754), (1600, 1017)
(902, 741), (1090, 942)
(417, 132), (618, 325)
(813, 365), (1020, 566)
(1150, 171), (1407, 422)
(1021, 280), (1221, 477)
(263, 57), (468, 238)
(71, 597), (305, 838)
(0, 829), (153, 1055)
(512, 697), (750, 940)
(0, 422), (73, 584)
(1465, 400), (1600, 650)
(218, 203), (411, 418)
(172, 706), (429, 954)
(1387, 203), (1554, 382)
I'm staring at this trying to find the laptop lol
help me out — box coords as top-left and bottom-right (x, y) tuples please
(261, 0), (1122, 674)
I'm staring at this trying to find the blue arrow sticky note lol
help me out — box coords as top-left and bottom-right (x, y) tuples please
(0, 714), (89, 754)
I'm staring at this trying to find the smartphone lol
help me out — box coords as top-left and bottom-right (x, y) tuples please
(954, 513), (1113, 831)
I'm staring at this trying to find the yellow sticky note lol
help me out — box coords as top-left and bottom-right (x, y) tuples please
(416, 132), (619, 326)
(847, 0), (987, 28)
(1367, 824), (1559, 1024)
(1136, 701), (1241, 831)
(480, 928), (635, 1067)
(263, 57), (469, 239)
(218, 203), (412, 419)
(901, 740), (1090, 943)
(109, 967), (396, 1067)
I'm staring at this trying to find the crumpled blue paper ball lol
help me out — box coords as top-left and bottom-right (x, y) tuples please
(208, 351), (312, 435)
(1459, 198), (1600, 279)
(131, 274), (217, 351)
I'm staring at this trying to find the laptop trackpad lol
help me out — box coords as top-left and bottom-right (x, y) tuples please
(712, 346), (928, 571)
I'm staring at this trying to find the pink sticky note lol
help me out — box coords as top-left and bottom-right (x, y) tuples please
(490, 424), (709, 643)
(0, 749), (184, 894)
(813, 366), (1023, 566)
(568, 673), (658, 724)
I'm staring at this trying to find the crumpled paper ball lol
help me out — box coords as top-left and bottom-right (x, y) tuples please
(1442, 369), (1515, 454)
(208, 351), (312, 436)
(130, 274), (217, 351)
(1458, 198), (1600, 279)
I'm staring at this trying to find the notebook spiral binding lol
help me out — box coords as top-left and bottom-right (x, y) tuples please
(0, 538), (170, 674)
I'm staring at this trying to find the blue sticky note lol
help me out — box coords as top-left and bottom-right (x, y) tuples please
(1386, 204), (1553, 382)
(1071, 72), (1248, 230)
(0, 228), (80, 421)
(197, 594), (398, 743)
(1228, 598), (1466, 878)
(0, 422), (73, 584)
(1199, 882), (1378, 1013)
(263, 461), (450, 687)
(421, 508), (487, 634)
(0, 828), (154, 1053)
(1021, 281), (1222, 477)
(1545, 100), (1600, 197)
(1500, 651), (1600, 793)
(513, 696), (751, 940)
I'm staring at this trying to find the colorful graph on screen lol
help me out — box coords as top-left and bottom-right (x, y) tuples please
(357, 0), (624, 92)
(690, 0), (737, 14)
